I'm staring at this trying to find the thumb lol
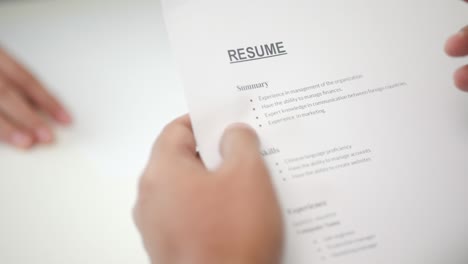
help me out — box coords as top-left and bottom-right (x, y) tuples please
(219, 123), (263, 169)
(445, 25), (468, 57)
(218, 123), (275, 193)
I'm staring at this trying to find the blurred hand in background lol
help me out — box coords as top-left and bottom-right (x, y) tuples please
(0, 47), (71, 149)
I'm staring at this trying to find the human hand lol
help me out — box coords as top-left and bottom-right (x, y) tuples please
(134, 115), (283, 264)
(445, 2), (468, 91)
(0, 47), (71, 149)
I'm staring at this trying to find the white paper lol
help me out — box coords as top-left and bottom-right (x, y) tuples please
(161, 1), (468, 263)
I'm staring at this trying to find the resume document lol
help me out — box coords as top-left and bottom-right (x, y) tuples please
(161, 1), (468, 263)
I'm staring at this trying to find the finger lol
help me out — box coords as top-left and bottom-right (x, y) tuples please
(217, 123), (276, 201)
(138, 114), (204, 208)
(445, 26), (468, 57)
(0, 114), (34, 149)
(151, 114), (203, 167)
(454, 65), (468, 91)
(220, 123), (261, 164)
(0, 48), (72, 124)
(0, 81), (54, 143)
(218, 123), (268, 175)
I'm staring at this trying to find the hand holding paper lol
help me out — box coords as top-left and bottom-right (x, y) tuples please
(134, 115), (283, 264)
(446, 25), (468, 91)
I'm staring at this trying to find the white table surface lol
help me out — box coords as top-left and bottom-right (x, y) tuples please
(0, 1), (187, 263)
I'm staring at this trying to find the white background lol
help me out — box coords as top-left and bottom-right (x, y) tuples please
(0, 0), (185, 263)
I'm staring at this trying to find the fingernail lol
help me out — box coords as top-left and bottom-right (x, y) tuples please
(55, 110), (72, 124)
(10, 132), (33, 149)
(35, 127), (53, 143)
